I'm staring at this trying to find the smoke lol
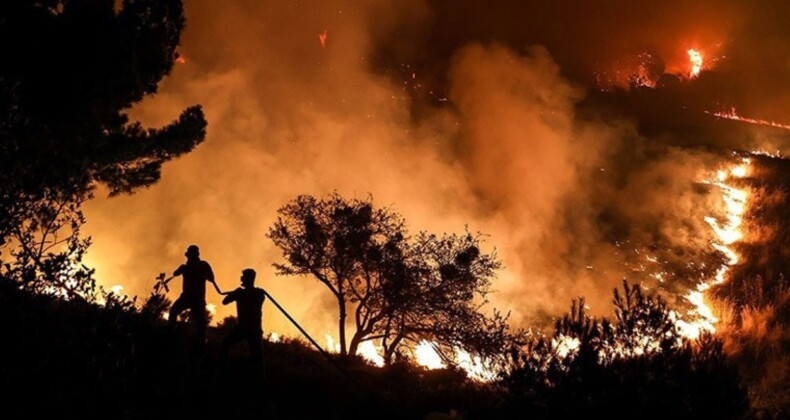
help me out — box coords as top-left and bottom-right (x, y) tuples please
(83, 0), (787, 336)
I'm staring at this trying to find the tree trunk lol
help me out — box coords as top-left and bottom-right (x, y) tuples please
(384, 335), (403, 366)
(337, 294), (347, 356)
(348, 329), (365, 357)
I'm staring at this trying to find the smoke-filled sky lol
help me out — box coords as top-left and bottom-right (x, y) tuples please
(83, 0), (790, 337)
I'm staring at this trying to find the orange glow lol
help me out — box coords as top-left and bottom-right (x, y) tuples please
(175, 55), (186, 64)
(687, 49), (703, 77)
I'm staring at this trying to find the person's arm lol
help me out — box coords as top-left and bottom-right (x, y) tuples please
(165, 265), (184, 286)
(222, 289), (238, 305)
(205, 262), (225, 294)
(205, 262), (215, 283)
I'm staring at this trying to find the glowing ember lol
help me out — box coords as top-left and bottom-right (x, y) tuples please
(687, 49), (703, 78)
(708, 108), (790, 131)
(677, 157), (750, 339)
(318, 30), (327, 48)
(356, 341), (385, 367)
(175, 54), (186, 64)
(415, 340), (445, 369)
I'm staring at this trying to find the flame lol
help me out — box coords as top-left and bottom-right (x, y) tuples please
(687, 49), (703, 77)
(206, 303), (217, 316)
(318, 335), (496, 379)
(356, 341), (385, 367)
(414, 340), (446, 369)
(676, 157), (750, 339)
(268, 332), (281, 343)
(708, 108), (790, 131)
(318, 30), (327, 48)
(552, 334), (581, 359)
(325, 333), (341, 353)
(455, 349), (498, 382)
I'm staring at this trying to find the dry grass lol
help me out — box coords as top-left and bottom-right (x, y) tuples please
(712, 280), (790, 416)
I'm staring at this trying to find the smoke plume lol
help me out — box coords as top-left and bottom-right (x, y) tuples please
(83, 0), (790, 336)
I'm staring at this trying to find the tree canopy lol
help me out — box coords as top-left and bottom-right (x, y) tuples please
(0, 0), (206, 297)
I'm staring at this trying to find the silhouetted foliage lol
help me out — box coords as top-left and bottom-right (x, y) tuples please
(1, 191), (96, 300)
(0, 0), (206, 298)
(375, 231), (519, 365)
(502, 281), (749, 418)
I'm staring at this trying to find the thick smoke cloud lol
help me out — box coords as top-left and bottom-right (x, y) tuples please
(84, 0), (788, 336)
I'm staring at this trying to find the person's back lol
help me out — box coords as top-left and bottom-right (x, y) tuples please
(222, 268), (266, 366)
(176, 258), (213, 301)
(229, 286), (266, 332)
(167, 245), (218, 345)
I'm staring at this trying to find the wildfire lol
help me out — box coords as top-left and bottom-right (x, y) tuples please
(676, 157), (751, 339)
(687, 49), (703, 78)
(708, 108), (790, 131)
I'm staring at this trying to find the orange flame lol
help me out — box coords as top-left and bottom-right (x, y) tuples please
(708, 108), (790, 131)
(318, 30), (328, 48)
(676, 158), (750, 339)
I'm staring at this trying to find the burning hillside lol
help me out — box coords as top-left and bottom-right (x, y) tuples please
(2, 0), (790, 417)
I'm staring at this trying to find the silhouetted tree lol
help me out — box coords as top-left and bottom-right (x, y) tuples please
(268, 193), (405, 356)
(269, 193), (519, 363)
(0, 0), (206, 297)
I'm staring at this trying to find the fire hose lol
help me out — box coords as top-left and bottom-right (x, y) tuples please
(158, 273), (355, 382)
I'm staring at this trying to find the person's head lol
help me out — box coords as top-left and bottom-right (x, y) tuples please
(241, 268), (256, 287)
(185, 245), (200, 261)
